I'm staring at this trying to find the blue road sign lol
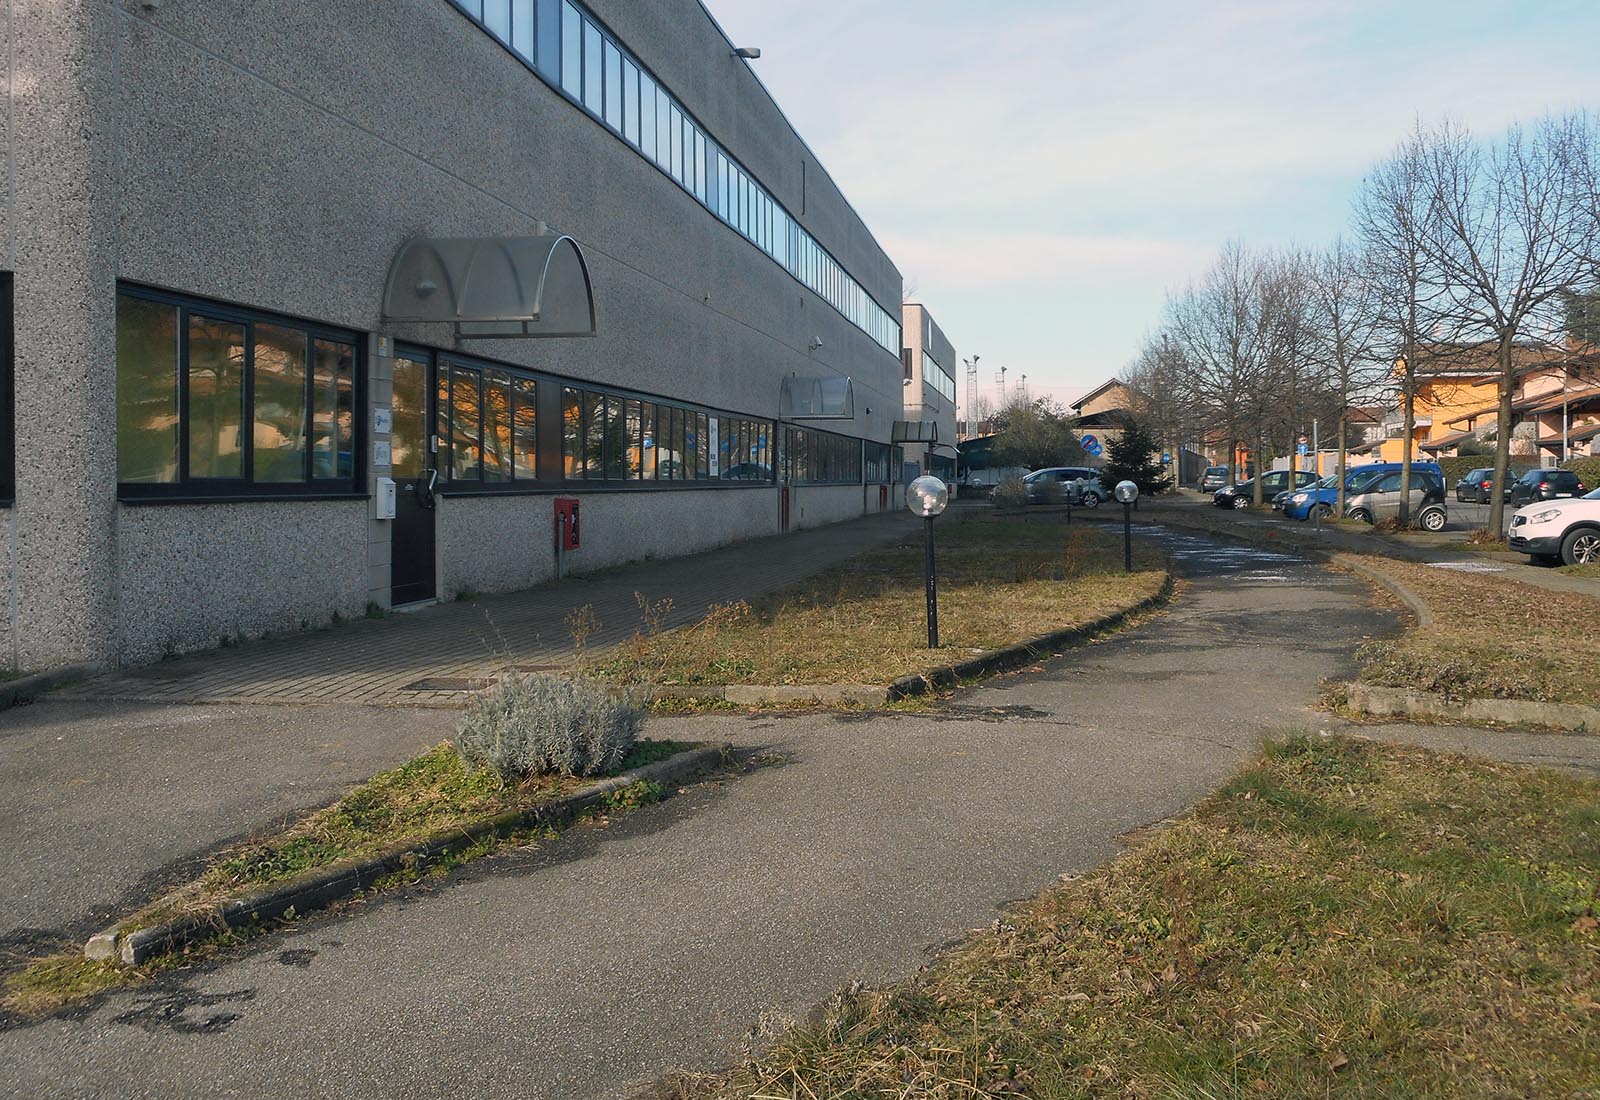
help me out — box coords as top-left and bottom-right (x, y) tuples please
(1081, 434), (1101, 457)
(1296, 443), (1309, 456)
(1161, 452), (1171, 463)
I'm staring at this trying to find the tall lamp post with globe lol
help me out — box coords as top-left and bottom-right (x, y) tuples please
(907, 475), (948, 649)
(1115, 480), (1139, 572)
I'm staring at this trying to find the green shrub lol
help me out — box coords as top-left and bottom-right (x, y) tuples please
(1562, 455), (1600, 490)
(991, 477), (1027, 509)
(457, 673), (642, 779)
(1032, 477), (1064, 504)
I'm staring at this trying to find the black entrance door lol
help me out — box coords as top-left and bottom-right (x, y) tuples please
(390, 351), (437, 605)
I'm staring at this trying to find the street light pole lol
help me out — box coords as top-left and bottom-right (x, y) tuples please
(1115, 480), (1139, 572)
(907, 475), (949, 649)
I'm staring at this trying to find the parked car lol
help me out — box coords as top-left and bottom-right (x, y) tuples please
(1021, 467), (1105, 506)
(1508, 468), (1587, 509)
(1453, 466), (1512, 504)
(1508, 487), (1600, 565)
(1200, 466), (1230, 492)
(1344, 470), (1448, 531)
(1284, 461), (1444, 521)
(1212, 470), (1317, 510)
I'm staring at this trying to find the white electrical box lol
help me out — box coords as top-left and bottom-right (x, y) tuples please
(375, 477), (397, 520)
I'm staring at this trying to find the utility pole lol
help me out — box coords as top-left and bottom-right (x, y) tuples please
(963, 355), (979, 439)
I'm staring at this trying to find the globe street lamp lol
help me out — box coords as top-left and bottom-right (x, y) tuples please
(1114, 480), (1139, 572)
(907, 475), (949, 649)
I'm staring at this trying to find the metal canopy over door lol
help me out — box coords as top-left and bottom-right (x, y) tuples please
(389, 350), (437, 605)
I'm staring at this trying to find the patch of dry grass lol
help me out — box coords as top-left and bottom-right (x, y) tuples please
(1350, 555), (1600, 706)
(671, 736), (1600, 1100)
(594, 522), (1168, 687)
(1, 739), (691, 1021)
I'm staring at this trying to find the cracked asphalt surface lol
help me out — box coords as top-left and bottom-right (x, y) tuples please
(3, 526), (1592, 1099)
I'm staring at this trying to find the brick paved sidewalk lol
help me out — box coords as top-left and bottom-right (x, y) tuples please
(64, 513), (917, 707)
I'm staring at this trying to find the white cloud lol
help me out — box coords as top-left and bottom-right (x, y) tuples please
(707, 0), (1600, 391)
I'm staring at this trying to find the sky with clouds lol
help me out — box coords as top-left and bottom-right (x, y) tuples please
(705, 0), (1600, 412)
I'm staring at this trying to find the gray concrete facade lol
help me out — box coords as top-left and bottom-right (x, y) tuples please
(1, 0), (908, 668)
(901, 302), (959, 481)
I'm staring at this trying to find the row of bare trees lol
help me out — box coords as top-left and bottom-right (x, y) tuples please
(1126, 112), (1600, 527)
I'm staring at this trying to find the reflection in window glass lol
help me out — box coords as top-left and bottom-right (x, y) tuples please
(511, 0), (534, 60)
(654, 91), (670, 170)
(484, 370), (513, 482)
(513, 378), (537, 479)
(670, 407), (687, 481)
(312, 340), (354, 479)
(603, 395), (624, 480)
(582, 20), (602, 113)
(603, 41), (622, 130)
(450, 367), (482, 481)
(253, 324), (307, 483)
(560, 1), (581, 96)
(625, 399), (642, 479)
(640, 402), (657, 480)
(668, 105), (683, 182)
(639, 75), (656, 161)
(562, 387), (582, 478)
(696, 413), (709, 479)
(693, 131), (706, 203)
(115, 294), (180, 484)
(391, 354), (428, 480)
(583, 390), (603, 479)
(483, 0), (511, 41)
(623, 61), (639, 146)
(187, 316), (245, 479)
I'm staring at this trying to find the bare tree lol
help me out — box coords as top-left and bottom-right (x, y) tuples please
(1308, 236), (1388, 516)
(1165, 241), (1270, 488)
(1419, 115), (1593, 530)
(1355, 128), (1467, 524)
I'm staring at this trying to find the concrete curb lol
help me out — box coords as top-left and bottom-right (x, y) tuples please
(85, 743), (731, 967)
(0, 664), (92, 710)
(1327, 555), (1434, 629)
(1344, 683), (1600, 734)
(887, 572), (1177, 699)
(646, 684), (890, 707)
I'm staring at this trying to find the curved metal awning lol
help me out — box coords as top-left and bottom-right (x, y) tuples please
(382, 234), (596, 339)
(780, 374), (855, 419)
(892, 420), (940, 444)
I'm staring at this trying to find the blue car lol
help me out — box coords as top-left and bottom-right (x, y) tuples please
(1283, 461), (1444, 521)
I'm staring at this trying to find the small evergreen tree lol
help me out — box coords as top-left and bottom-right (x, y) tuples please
(1099, 417), (1172, 496)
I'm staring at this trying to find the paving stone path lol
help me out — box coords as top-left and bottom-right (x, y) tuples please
(63, 512), (917, 707)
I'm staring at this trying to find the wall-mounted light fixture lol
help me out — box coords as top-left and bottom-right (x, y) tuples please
(733, 47), (762, 59)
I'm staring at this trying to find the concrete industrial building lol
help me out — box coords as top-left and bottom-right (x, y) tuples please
(3, 0), (920, 670)
(899, 303), (959, 482)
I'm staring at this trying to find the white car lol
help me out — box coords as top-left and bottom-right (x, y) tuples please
(1507, 488), (1600, 565)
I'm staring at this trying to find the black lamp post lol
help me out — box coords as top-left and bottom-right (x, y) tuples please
(1115, 480), (1139, 572)
(907, 475), (949, 648)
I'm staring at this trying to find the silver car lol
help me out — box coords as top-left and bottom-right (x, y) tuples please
(1344, 470), (1447, 531)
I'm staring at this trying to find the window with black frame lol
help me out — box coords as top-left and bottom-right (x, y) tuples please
(432, 356), (538, 487)
(114, 287), (359, 498)
(785, 425), (863, 485)
(560, 384), (770, 484)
